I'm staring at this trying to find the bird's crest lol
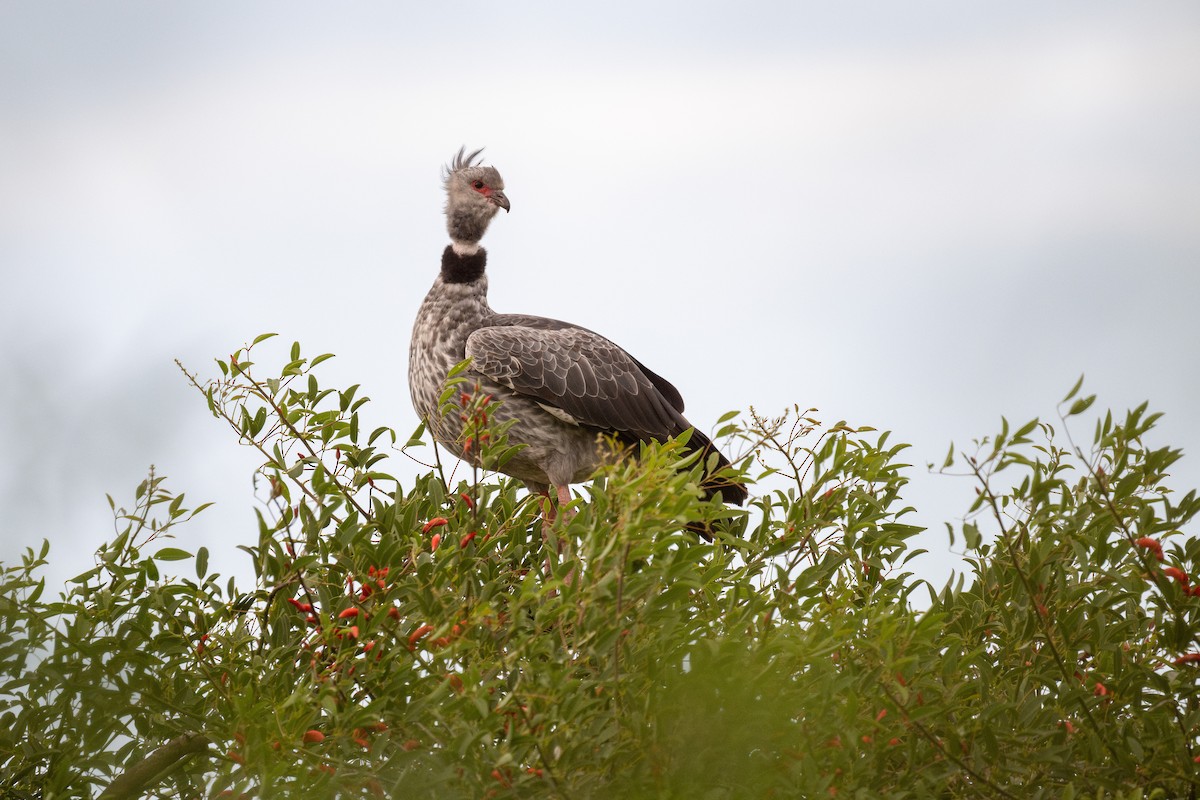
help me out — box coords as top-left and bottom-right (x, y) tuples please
(444, 146), (486, 181)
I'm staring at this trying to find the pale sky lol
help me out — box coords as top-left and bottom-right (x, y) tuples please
(3, 2), (1198, 591)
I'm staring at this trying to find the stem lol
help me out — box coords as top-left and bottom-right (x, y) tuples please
(240, 367), (373, 522)
(878, 683), (1017, 800)
(177, 360), (343, 526)
(966, 455), (1124, 767)
(97, 732), (212, 799)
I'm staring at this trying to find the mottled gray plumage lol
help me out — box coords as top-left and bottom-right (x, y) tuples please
(408, 147), (746, 513)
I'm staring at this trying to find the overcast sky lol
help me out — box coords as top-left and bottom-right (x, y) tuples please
(2, 2), (1198, 592)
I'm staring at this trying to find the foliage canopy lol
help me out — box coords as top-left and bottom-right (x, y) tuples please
(1, 339), (1198, 798)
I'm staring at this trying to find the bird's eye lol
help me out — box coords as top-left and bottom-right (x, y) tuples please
(472, 180), (485, 190)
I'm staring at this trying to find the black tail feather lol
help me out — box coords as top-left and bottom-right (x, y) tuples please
(685, 428), (748, 506)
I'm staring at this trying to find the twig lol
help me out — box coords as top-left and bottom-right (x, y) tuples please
(877, 683), (1017, 800)
(965, 454), (1124, 767)
(97, 732), (212, 799)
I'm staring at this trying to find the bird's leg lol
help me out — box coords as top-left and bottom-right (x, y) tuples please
(555, 484), (574, 517)
(539, 485), (577, 587)
(541, 484), (575, 543)
(537, 488), (559, 582)
(552, 484), (576, 587)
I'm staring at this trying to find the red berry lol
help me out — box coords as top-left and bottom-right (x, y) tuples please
(1135, 537), (1164, 561)
(408, 624), (433, 647)
(1164, 566), (1190, 586)
(422, 517), (449, 534)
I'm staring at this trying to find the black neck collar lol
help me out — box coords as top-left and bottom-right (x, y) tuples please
(441, 245), (487, 284)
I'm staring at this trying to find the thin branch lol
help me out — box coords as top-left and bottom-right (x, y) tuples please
(239, 366), (373, 522)
(878, 682), (1017, 800)
(177, 360), (343, 527)
(97, 732), (212, 800)
(965, 454), (1124, 767)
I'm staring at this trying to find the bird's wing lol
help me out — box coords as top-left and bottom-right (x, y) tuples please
(485, 314), (686, 413)
(465, 319), (688, 441)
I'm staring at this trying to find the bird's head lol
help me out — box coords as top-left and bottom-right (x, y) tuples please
(443, 146), (509, 254)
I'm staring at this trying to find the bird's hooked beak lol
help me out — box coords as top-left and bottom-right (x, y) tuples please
(490, 191), (511, 213)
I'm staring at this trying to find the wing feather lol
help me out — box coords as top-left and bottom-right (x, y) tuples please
(467, 313), (748, 506)
(465, 322), (686, 441)
(486, 314), (686, 413)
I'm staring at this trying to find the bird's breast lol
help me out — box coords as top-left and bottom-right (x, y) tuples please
(408, 278), (492, 423)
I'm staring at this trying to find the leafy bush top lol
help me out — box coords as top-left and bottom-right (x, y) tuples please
(1, 339), (1197, 799)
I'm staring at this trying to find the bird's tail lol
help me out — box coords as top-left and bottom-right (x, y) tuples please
(685, 428), (748, 506)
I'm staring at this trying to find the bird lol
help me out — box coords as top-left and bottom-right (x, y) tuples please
(408, 147), (747, 531)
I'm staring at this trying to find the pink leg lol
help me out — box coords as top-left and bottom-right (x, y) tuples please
(553, 484), (577, 586)
(555, 484), (575, 520)
(538, 485), (577, 586)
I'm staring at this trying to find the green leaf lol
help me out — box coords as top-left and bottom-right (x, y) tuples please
(252, 332), (279, 346)
(369, 426), (396, 446)
(154, 547), (193, 562)
(1012, 418), (1038, 441)
(963, 522), (982, 550)
(1068, 395), (1096, 416)
(196, 546), (209, 579)
(1062, 374), (1085, 403)
(405, 421), (428, 448)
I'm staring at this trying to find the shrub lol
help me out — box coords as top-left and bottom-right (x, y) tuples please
(1, 340), (1196, 798)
